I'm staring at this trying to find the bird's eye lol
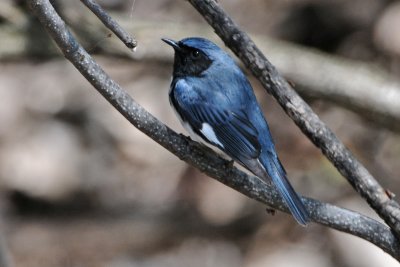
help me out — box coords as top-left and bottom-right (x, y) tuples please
(190, 50), (200, 59)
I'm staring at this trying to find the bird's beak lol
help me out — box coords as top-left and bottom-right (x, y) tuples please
(162, 38), (181, 51)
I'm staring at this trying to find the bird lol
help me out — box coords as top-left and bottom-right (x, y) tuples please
(162, 37), (309, 226)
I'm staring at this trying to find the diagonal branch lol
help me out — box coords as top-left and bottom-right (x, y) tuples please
(80, 0), (137, 49)
(27, 0), (400, 260)
(187, 0), (400, 238)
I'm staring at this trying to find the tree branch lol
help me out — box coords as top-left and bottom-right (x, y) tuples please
(80, 0), (137, 50)
(27, 0), (400, 260)
(187, 0), (400, 238)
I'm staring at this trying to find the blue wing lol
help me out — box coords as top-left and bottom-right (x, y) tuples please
(170, 83), (261, 165)
(178, 101), (261, 164)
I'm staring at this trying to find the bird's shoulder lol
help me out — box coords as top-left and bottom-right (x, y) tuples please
(170, 77), (217, 104)
(171, 74), (251, 107)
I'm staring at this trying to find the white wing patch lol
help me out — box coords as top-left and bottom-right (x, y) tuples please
(200, 123), (224, 148)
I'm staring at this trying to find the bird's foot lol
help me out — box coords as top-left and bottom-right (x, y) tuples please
(385, 188), (396, 199)
(265, 207), (276, 216)
(224, 159), (235, 169)
(180, 133), (192, 142)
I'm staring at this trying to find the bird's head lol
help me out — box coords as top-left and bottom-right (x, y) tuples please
(162, 37), (233, 78)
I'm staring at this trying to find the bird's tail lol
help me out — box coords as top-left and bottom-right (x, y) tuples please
(260, 155), (310, 226)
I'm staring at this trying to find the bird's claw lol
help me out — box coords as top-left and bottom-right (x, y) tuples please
(385, 188), (396, 199)
(265, 207), (276, 216)
(224, 159), (235, 169)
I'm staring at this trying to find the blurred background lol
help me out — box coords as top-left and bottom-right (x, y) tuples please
(1, 0), (400, 266)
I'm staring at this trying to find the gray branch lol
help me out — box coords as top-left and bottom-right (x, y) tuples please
(27, 0), (400, 260)
(187, 0), (400, 238)
(80, 0), (137, 49)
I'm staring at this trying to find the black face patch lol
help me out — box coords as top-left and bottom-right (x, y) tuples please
(172, 44), (212, 78)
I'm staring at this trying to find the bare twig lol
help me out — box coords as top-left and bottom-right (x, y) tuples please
(27, 0), (400, 260)
(187, 0), (400, 238)
(80, 0), (137, 50)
